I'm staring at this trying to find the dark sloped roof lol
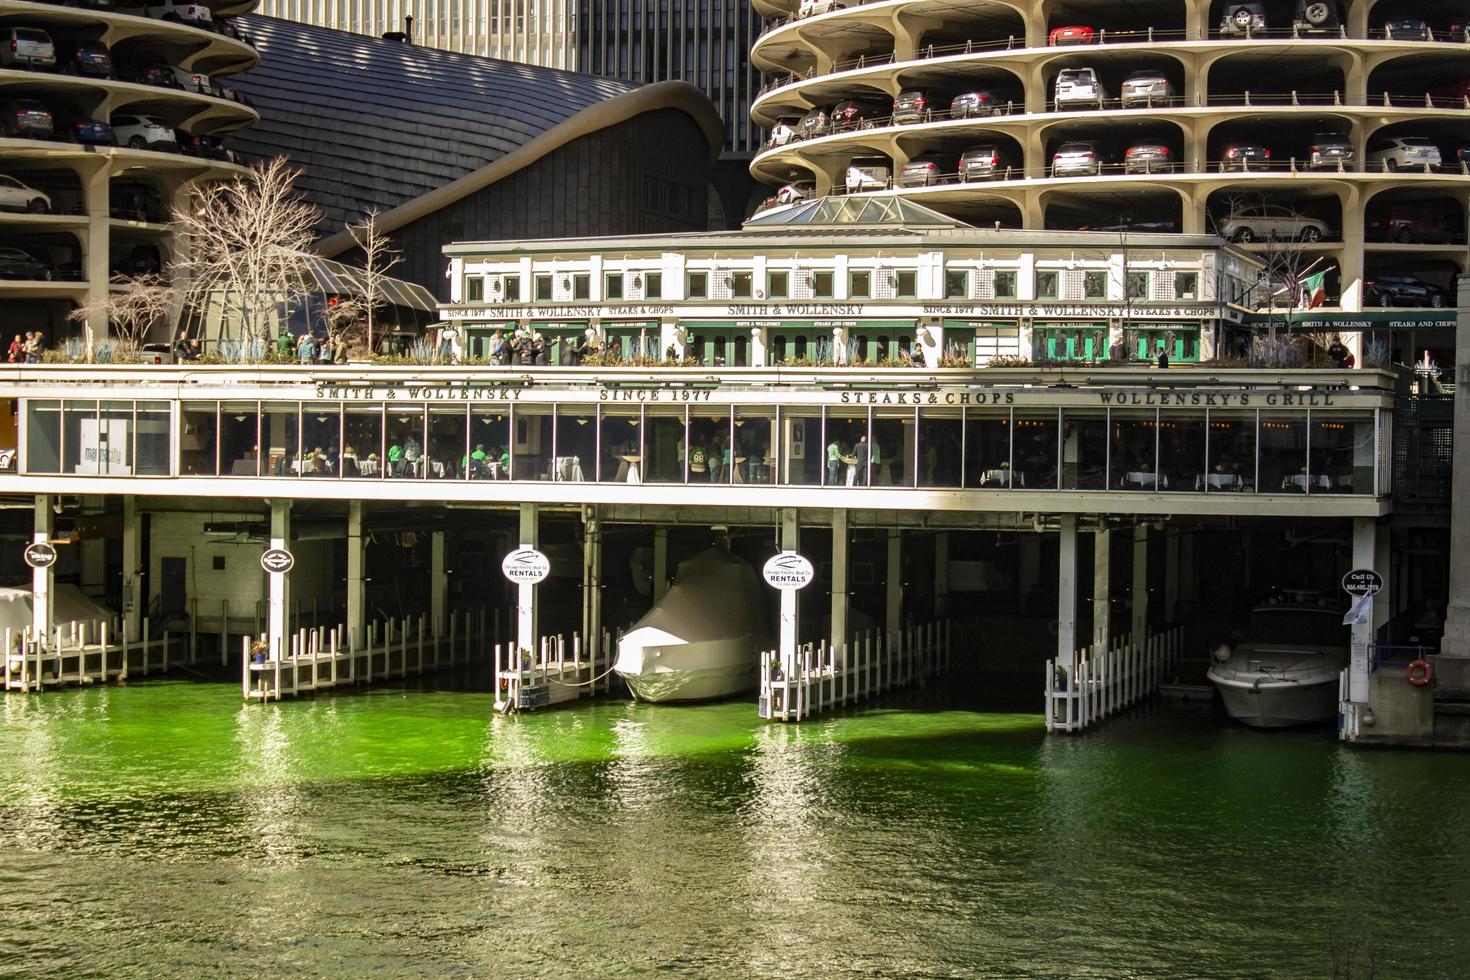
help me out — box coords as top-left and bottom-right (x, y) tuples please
(226, 15), (639, 235)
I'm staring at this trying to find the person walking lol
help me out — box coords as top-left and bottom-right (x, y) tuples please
(827, 435), (843, 486)
(1155, 341), (1169, 370)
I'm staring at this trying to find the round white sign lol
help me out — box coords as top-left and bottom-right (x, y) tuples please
(260, 548), (295, 574)
(763, 551), (815, 590)
(502, 548), (551, 584)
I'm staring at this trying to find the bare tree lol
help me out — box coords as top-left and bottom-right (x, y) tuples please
(170, 156), (320, 344)
(324, 294), (368, 356)
(1210, 192), (1321, 338)
(344, 209), (403, 355)
(68, 275), (177, 356)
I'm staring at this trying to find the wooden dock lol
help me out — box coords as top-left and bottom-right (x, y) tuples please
(759, 620), (951, 722)
(4, 618), (182, 692)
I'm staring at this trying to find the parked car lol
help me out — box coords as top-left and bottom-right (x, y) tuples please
(1218, 205), (1329, 242)
(1367, 207), (1450, 243)
(767, 117), (799, 146)
(110, 243), (161, 276)
(1219, 1), (1267, 35)
(1221, 142), (1271, 170)
(1053, 68), (1109, 110)
(1382, 17), (1431, 40)
(120, 63), (184, 88)
(959, 144), (1012, 181)
(0, 99), (54, 139)
(54, 39), (112, 78)
(796, 107), (830, 138)
(1293, 0), (1342, 34)
(1308, 132), (1355, 170)
(1123, 141), (1173, 173)
(109, 182), (163, 221)
(798, 0), (851, 16)
(845, 156), (891, 192)
(62, 115), (114, 145)
(0, 28), (56, 70)
(950, 89), (1007, 118)
(830, 97), (889, 131)
(1456, 144), (1470, 168)
(1120, 70), (1173, 107)
(897, 153), (957, 187)
(1052, 140), (1107, 176)
(171, 66), (211, 93)
(752, 182), (813, 216)
(1048, 25), (1096, 46)
(0, 174), (50, 212)
(112, 113), (177, 150)
(139, 1), (212, 24)
(1366, 136), (1441, 171)
(1365, 274), (1448, 307)
(0, 245), (52, 280)
(893, 88), (952, 124)
(178, 130), (233, 161)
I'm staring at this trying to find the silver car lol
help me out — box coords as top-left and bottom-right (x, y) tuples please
(1219, 205), (1330, 243)
(0, 174), (50, 213)
(1366, 136), (1441, 171)
(0, 28), (55, 70)
(1120, 71), (1173, 108)
(1052, 141), (1106, 176)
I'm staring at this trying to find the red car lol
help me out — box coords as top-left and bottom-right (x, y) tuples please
(1049, 25), (1097, 45)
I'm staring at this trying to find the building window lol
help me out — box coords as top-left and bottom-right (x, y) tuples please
(573, 274), (590, 300)
(503, 275), (520, 302)
(605, 273), (624, 300)
(732, 271), (753, 298)
(812, 270), (834, 298)
(849, 270), (871, 298)
(1127, 271), (1150, 301)
(944, 270), (968, 299)
(534, 274), (553, 301)
(1036, 270), (1059, 299)
(645, 272), (662, 299)
(688, 271), (708, 299)
(1175, 271), (1199, 300)
(768, 270), (789, 298)
(895, 270), (917, 298)
(1084, 271), (1107, 299)
(466, 277), (484, 302)
(994, 271), (1017, 298)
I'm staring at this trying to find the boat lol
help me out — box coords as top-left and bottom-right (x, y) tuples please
(1206, 598), (1350, 728)
(613, 548), (770, 702)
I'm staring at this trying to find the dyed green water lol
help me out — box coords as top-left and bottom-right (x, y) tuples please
(1, 678), (1466, 978)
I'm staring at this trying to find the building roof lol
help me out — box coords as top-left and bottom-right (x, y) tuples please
(226, 15), (640, 236)
(743, 196), (967, 229)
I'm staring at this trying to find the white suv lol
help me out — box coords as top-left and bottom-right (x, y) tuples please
(1218, 205), (1330, 243)
(1054, 68), (1109, 110)
(1366, 136), (1442, 171)
(111, 114), (177, 150)
(0, 28), (55, 70)
(142, 1), (212, 25)
(0, 174), (50, 213)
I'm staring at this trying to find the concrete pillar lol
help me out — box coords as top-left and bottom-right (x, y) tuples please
(1375, 524), (1391, 636)
(518, 502), (539, 653)
(346, 500), (365, 651)
(267, 499), (290, 659)
(78, 495), (105, 599)
(32, 495), (53, 642)
(1443, 276), (1470, 657)
(778, 508), (800, 670)
(1349, 517), (1377, 703)
(1092, 529), (1111, 648)
(1019, 533), (1041, 608)
(430, 530), (446, 636)
(1338, 188), (1365, 313)
(582, 506), (602, 651)
(831, 509), (849, 655)
(1057, 516), (1078, 669)
(886, 528), (901, 641)
(81, 163), (110, 348)
(1164, 530), (1179, 623)
(653, 526), (669, 601)
(1131, 524), (1149, 638)
(121, 495), (141, 637)
(933, 531), (949, 619)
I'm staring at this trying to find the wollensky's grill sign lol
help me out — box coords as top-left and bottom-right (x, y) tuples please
(501, 548), (551, 584)
(762, 551), (815, 590)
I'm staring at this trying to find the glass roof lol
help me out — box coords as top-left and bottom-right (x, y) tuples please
(744, 196), (967, 229)
(295, 254), (437, 312)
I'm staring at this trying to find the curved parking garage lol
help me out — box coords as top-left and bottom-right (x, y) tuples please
(751, 0), (1470, 312)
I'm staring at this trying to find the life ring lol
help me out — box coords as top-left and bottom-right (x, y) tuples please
(1406, 659), (1434, 686)
(498, 676), (509, 692)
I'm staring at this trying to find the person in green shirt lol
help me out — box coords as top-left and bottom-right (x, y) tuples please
(498, 448), (510, 477)
(275, 327), (293, 360)
(387, 442), (404, 477)
(826, 438), (842, 486)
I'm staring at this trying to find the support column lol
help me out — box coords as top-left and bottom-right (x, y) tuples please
(1057, 516), (1078, 669)
(1131, 524), (1149, 638)
(1092, 529), (1111, 648)
(267, 499), (290, 659)
(1349, 517), (1377, 703)
(831, 509), (849, 656)
(346, 500), (365, 651)
(778, 508), (800, 670)
(582, 506), (602, 651)
(1164, 530), (1180, 624)
(886, 528), (901, 641)
(653, 526), (669, 601)
(32, 495), (53, 642)
(933, 531), (949, 619)
(121, 495), (141, 638)
(1018, 533), (1041, 611)
(1444, 276), (1470, 657)
(78, 495), (105, 599)
(430, 530), (446, 636)
(518, 502), (538, 653)
(1374, 524), (1391, 637)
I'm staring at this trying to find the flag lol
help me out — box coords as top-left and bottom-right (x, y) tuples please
(1343, 595), (1372, 626)
(1301, 269), (1328, 309)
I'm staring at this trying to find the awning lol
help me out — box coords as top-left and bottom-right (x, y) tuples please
(295, 253), (436, 312)
(681, 318), (917, 331)
(944, 319), (1019, 331)
(529, 320), (589, 332)
(1245, 310), (1457, 331)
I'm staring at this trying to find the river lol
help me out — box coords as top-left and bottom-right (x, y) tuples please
(1, 675), (1466, 977)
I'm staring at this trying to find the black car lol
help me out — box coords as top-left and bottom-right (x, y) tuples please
(1222, 142), (1271, 170)
(1293, 0), (1342, 34)
(1382, 17), (1431, 40)
(0, 245), (53, 280)
(178, 130), (233, 161)
(54, 39), (112, 77)
(796, 106), (830, 138)
(111, 243), (162, 276)
(119, 63), (183, 89)
(893, 88), (954, 124)
(110, 182), (163, 221)
(1365, 274), (1448, 307)
(0, 99), (54, 139)
(829, 97), (890, 131)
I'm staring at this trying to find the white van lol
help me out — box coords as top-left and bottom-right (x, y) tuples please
(1053, 68), (1109, 110)
(845, 157), (891, 193)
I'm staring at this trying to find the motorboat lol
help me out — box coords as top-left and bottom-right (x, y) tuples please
(1206, 598), (1350, 728)
(613, 548), (770, 702)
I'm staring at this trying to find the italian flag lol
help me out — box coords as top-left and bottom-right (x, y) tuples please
(1301, 269), (1328, 309)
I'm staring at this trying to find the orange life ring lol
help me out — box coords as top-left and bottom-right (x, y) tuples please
(1406, 659), (1434, 687)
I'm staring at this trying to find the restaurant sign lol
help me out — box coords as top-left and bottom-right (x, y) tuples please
(923, 302), (1219, 319)
(1251, 311), (1458, 331)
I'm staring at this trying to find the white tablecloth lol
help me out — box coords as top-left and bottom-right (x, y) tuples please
(1283, 473), (1331, 491)
(980, 469), (1021, 487)
(552, 456), (585, 481)
(1124, 471), (1167, 489)
(1196, 473), (1244, 490)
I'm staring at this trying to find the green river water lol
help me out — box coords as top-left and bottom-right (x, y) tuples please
(0, 674), (1466, 978)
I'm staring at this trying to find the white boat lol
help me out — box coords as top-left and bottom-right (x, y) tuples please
(1206, 599), (1349, 728)
(613, 548), (769, 702)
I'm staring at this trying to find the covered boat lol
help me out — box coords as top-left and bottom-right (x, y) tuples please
(613, 548), (769, 702)
(1206, 599), (1349, 728)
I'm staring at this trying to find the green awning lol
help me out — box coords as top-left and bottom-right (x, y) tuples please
(1246, 311), (1456, 331)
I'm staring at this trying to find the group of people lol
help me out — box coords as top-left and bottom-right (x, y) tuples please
(7, 333), (45, 363)
(276, 327), (349, 364)
(484, 327), (603, 366)
(685, 432), (773, 483)
(825, 435), (881, 486)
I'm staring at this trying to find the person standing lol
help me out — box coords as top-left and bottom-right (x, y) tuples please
(854, 435), (870, 486)
(826, 436), (842, 486)
(1155, 341), (1169, 370)
(708, 434), (724, 482)
(8, 334), (23, 363)
(24, 331), (41, 363)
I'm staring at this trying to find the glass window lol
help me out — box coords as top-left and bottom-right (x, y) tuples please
(896, 270), (917, 298)
(1175, 271), (1199, 300)
(1013, 410), (1059, 489)
(342, 405), (383, 478)
(533, 274), (552, 301)
(181, 402), (217, 476)
(824, 409), (868, 486)
(1260, 413), (1307, 492)
(919, 407), (963, 488)
(263, 403), (299, 477)
(135, 401), (170, 476)
(731, 271), (753, 298)
(61, 401), (98, 474)
(466, 277), (484, 302)
(964, 409), (1012, 487)
(768, 270), (789, 298)
(994, 271), (1017, 299)
(734, 406), (776, 485)
(812, 270), (834, 298)
(1084, 271), (1107, 299)
(1062, 408), (1109, 490)
(1036, 270), (1059, 299)
(427, 406), (466, 479)
(1109, 411), (1159, 490)
(469, 406), (511, 480)
(573, 273), (590, 300)
(95, 401), (136, 475)
(1127, 271), (1150, 301)
(605, 273), (624, 300)
(503, 275), (521, 302)
(385, 408), (425, 478)
(687, 271), (708, 299)
(784, 408), (823, 486)
(1205, 411), (1256, 492)
(24, 400), (60, 474)
(300, 406), (341, 477)
(689, 408), (730, 483)
(945, 270), (968, 299)
(554, 405), (595, 482)
(645, 405), (687, 484)
(1160, 412), (1206, 492)
(513, 405), (553, 481)
(599, 407), (642, 483)
(849, 270), (871, 298)
(220, 402), (260, 477)
(645, 271), (662, 299)
(872, 408), (914, 487)
(1311, 411), (1373, 494)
